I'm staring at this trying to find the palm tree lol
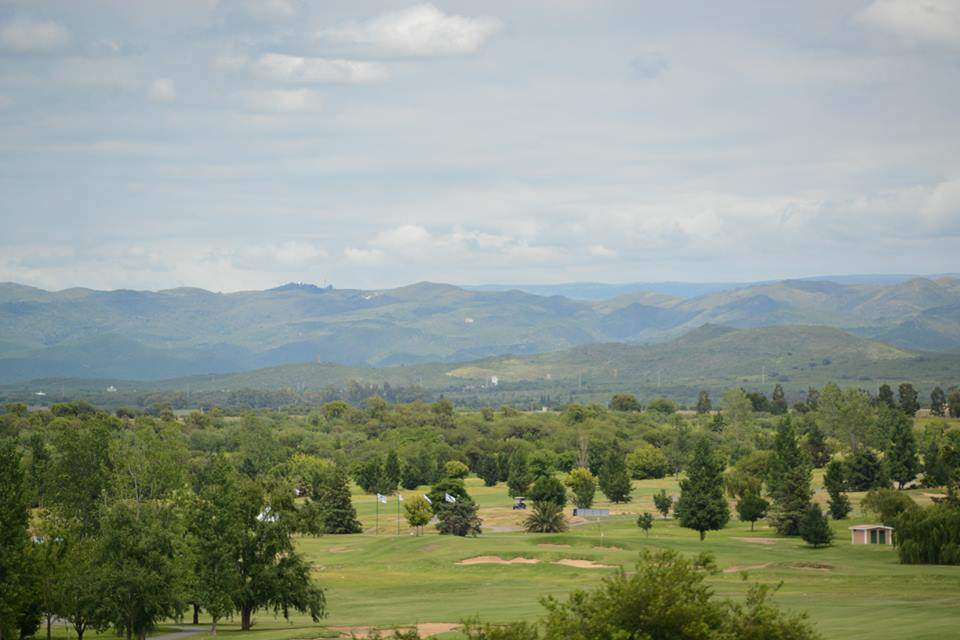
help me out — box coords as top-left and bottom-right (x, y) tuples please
(524, 501), (568, 533)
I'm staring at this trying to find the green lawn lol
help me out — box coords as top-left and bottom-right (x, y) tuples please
(60, 477), (960, 640)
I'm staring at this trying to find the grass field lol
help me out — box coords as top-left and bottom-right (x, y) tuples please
(54, 476), (960, 640)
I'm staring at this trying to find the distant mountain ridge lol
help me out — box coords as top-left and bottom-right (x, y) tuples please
(1, 275), (959, 383)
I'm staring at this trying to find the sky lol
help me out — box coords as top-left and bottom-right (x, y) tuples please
(1, 0), (958, 292)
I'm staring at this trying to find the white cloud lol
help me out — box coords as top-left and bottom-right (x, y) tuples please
(243, 89), (324, 113)
(147, 78), (177, 102)
(0, 95), (11, 109)
(587, 244), (617, 257)
(320, 3), (501, 57)
(0, 18), (69, 54)
(856, 0), (960, 49)
(254, 52), (389, 84)
(631, 53), (669, 79)
(343, 247), (385, 264)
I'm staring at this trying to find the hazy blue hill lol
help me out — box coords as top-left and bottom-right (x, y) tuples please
(2, 276), (959, 383)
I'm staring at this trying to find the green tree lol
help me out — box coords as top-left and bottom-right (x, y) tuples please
(626, 445), (668, 480)
(653, 489), (673, 519)
(675, 437), (730, 540)
(0, 439), (34, 640)
(51, 536), (104, 640)
(770, 384), (788, 415)
(564, 468), (596, 509)
(311, 464), (362, 535)
(354, 456), (385, 494)
(948, 389), (960, 419)
(696, 390), (712, 414)
(930, 387), (946, 417)
(895, 502), (960, 565)
(767, 418), (813, 536)
(598, 449), (632, 503)
(507, 450), (532, 498)
(427, 478), (471, 513)
(524, 501), (568, 533)
(403, 496), (433, 536)
(824, 459), (851, 520)
(846, 450), (888, 491)
(443, 460), (470, 479)
(799, 504), (833, 548)
(898, 383), (920, 416)
(478, 453), (500, 487)
(528, 475), (567, 508)
(637, 512), (654, 536)
(383, 451), (401, 492)
(609, 394), (641, 412)
(721, 388), (755, 450)
(540, 549), (821, 639)
(736, 492), (769, 531)
(647, 398), (677, 415)
(97, 499), (192, 640)
(878, 384), (895, 409)
(861, 489), (916, 526)
(817, 384), (873, 453)
(436, 499), (482, 536)
(886, 411), (919, 489)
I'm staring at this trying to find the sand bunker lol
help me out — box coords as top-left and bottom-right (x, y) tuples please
(457, 556), (541, 565)
(723, 562), (771, 573)
(554, 559), (616, 569)
(733, 537), (778, 545)
(538, 543), (572, 549)
(328, 546), (353, 553)
(333, 623), (459, 638)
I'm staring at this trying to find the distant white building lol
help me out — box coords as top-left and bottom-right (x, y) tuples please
(464, 317), (475, 324)
(490, 375), (499, 386)
(106, 385), (117, 393)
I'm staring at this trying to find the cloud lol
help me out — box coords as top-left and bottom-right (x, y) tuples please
(0, 95), (11, 109)
(856, 0), (960, 49)
(587, 244), (617, 258)
(0, 18), (69, 54)
(630, 53), (669, 79)
(320, 3), (501, 57)
(253, 52), (389, 84)
(147, 78), (177, 102)
(243, 89), (324, 113)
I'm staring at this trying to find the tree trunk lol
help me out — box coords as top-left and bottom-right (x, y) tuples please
(46, 615), (51, 640)
(751, 521), (755, 531)
(699, 530), (706, 541)
(75, 625), (85, 640)
(211, 618), (218, 636)
(193, 604), (199, 625)
(241, 607), (253, 631)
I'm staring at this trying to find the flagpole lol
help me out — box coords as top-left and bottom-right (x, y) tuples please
(376, 497), (379, 535)
(397, 494), (401, 536)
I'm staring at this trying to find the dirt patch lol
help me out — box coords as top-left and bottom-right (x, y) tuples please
(420, 544), (440, 553)
(333, 623), (459, 638)
(554, 559), (616, 569)
(538, 543), (572, 549)
(456, 556), (540, 565)
(723, 562), (771, 574)
(733, 537), (778, 545)
(327, 546), (353, 553)
(790, 562), (834, 571)
(593, 545), (623, 551)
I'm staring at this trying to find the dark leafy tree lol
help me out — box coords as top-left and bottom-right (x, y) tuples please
(507, 450), (532, 498)
(564, 468), (596, 509)
(647, 398), (677, 415)
(886, 411), (919, 489)
(846, 450), (888, 491)
(803, 422), (831, 468)
(770, 384), (788, 415)
(799, 504), (833, 548)
(653, 489), (673, 519)
(598, 448), (632, 503)
(311, 465), (362, 534)
(354, 456), (384, 494)
(861, 489), (916, 526)
(609, 394), (641, 412)
(696, 390), (712, 414)
(824, 459), (851, 520)
(0, 439), (35, 640)
(767, 418), (813, 536)
(898, 383), (920, 416)
(896, 502), (960, 565)
(528, 475), (566, 508)
(478, 453), (500, 487)
(746, 391), (770, 413)
(426, 478), (470, 513)
(675, 437), (730, 540)
(383, 451), (401, 492)
(436, 499), (482, 536)
(948, 389), (960, 419)
(930, 387), (946, 417)
(736, 492), (769, 531)
(877, 384), (895, 409)
(524, 501), (568, 533)
(637, 512), (654, 536)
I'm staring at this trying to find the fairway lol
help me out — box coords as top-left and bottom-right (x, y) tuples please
(152, 476), (960, 640)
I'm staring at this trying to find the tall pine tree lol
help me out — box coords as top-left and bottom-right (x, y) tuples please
(887, 411), (919, 489)
(824, 458), (851, 519)
(767, 418), (813, 536)
(598, 448), (632, 503)
(675, 437), (729, 540)
(314, 465), (362, 534)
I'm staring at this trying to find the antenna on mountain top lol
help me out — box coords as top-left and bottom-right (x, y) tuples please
(762, 366), (766, 385)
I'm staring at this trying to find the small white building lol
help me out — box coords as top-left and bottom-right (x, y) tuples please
(848, 524), (894, 545)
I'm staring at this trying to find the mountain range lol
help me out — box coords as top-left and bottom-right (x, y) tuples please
(1, 276), (959, 384)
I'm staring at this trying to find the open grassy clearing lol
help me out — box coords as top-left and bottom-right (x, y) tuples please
(114, 476), (958, 640)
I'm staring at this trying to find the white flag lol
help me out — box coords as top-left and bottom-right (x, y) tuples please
(423, 494), (432, 505)
(398, 494), (404, 501)
(377, 493), (387, 504)
(444, 493), (456, 503)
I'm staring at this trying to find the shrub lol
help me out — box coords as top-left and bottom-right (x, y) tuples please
(861, 488), (916, 526)
(896, 501), (960, 565)
(637, 512), (654, 536)
(736, 492), (769, 531)
(647, 398), (677, 414)
(627, 445), (669, 480)
(528, 475), (567, 508)
(524, 501), (568, 533)
(436, 499), (482, 537)
(443, 460), (470, 479)
(799, 504), (833, 548)
(653, 489), (673, 519)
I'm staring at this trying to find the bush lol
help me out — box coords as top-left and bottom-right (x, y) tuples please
(799, 504), (833, 548)
(528, 475), (567, 508)
(627, 445), (669, 480)
(524, 501), (568, 533)
(861, 488), (916, 526)
(436, 499), (482, 536)
(647, 398), (677, 415)
(637, 512), (654, 536)
(896, 501), (960, 565)
(653, 489), (673, 519)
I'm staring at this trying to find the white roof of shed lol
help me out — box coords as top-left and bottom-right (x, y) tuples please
(848, 524), (893, 530)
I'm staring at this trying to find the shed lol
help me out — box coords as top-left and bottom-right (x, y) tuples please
(848, 524), (893, 545)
